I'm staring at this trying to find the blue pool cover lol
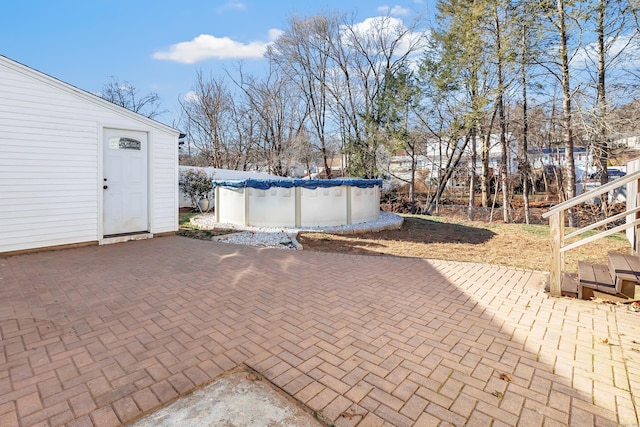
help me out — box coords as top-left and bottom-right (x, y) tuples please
(213, 178), (382, 190)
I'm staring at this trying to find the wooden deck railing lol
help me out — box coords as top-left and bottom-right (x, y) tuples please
(542, 170), (640, 296)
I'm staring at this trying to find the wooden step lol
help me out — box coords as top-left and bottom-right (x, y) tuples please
(578, 261), (617, 295)
(608, 253), (640, 281)
(544, 272), (580, 298)
(607, 253), (640, 298)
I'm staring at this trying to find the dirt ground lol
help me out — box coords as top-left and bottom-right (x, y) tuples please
(297, 214), (631, 273)
(179, 206), (630, 273)
(178, 209), (236, 240)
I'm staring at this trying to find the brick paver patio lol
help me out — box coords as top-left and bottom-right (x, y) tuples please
(1, 236), (639, 426)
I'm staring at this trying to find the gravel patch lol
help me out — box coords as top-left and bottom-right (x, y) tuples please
(191, 211), (403, 250)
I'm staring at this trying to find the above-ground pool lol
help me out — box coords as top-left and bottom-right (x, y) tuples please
(212, 178), (382, 228)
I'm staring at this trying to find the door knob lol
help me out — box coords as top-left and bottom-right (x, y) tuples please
(103, 185), (108, 190)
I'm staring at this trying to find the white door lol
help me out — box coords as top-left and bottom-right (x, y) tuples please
(103, 128), (148, 235)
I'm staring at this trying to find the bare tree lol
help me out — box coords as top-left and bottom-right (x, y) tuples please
(489, 0), (514, 223)
(99, 77), (165, 119)
(581, 0), (640, 210)
(328, 14), (427, 178)
(533, 0), (584, 226)
(267, 13), (341, 178)
(227, 101), (262, 171)
(376, 67), (423, 212)
(513, 0), (545, 224)
(231, 64), (308, 176)
(560, 0), (580, 225)
(179, 71), (235, 168)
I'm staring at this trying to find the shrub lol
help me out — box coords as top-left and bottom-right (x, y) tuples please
(179, 168), (214, 208)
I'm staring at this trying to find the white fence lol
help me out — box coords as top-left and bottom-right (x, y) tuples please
(627, 159), (640, 250)
(178, 166), (278, 208)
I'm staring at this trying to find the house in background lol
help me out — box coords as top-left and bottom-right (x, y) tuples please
(0, 55), (180, 255)
(527, 146), (629, 199)
(485, 133), (519, 176)
(528, 146), (595, 184)
(613, 135), (640, 149)
(387, 134), (519, 188)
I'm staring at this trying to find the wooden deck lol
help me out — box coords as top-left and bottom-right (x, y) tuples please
(578, 261), (617, 294)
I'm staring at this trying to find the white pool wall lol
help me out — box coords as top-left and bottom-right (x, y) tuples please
(216, 187), (245, 225)
(351, 186), (380, 224)
(214, 180), (380, 228)
(300, 186), (348, 227)
(248, 187), (296, 227)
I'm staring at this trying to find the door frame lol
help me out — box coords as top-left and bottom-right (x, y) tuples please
(98, 124), (152, 240)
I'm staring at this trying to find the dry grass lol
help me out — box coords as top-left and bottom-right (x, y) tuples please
(297, 214), (631, 272)
(178, 211), (235, 240)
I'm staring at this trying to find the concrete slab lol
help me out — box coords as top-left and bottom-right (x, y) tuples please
(130, 368), (322, 427)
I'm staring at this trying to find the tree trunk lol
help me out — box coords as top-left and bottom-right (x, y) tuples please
(426, 137), (470, 214)
(410, 154), (416, 214)
(480, 107), (498, 208)
(558, 0), (577, 227)
(521, 21), (531, 224)
(500, 142), (509, 223)
(494, 4), (509, 223)
(597, 0), (609, 215)
(322, 145), (332, 179)
(469, 68), (479, 221)
(469, 130), (477, 221)
(481, 133), (490, 208)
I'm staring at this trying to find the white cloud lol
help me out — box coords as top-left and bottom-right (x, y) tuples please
(377, 5), (411, 16)
(349, 16), (400, 37)
(341, 15), (429, 72)
(183, 91), (199, 103)
(268, 28), (284, 41)
(349, 16), (426, 55)
(153, 30), (281, 63)
(216, 0), (247, 13)
(572, 34), (640, 69)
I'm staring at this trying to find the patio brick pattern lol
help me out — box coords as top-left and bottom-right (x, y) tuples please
(1, 236), (639, 426)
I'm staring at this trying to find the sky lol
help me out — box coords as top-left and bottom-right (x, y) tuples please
(2, 0), (435, 128)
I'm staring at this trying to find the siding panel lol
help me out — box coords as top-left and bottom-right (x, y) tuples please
(1, 57), (178, 253)
(150, 132), (178, 233)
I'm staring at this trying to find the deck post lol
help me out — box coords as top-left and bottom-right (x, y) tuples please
(214, 186), (220, 223)
(244, 188), (250, 226)
(549, 211), (564, 296)
(295, 187), (301, 228)
(636, 181), (640, 254)
(346, 186), (352, 225)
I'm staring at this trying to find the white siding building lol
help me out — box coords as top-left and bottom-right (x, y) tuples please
(528, 146), (594, 182)
(0, 55), (180, 254)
